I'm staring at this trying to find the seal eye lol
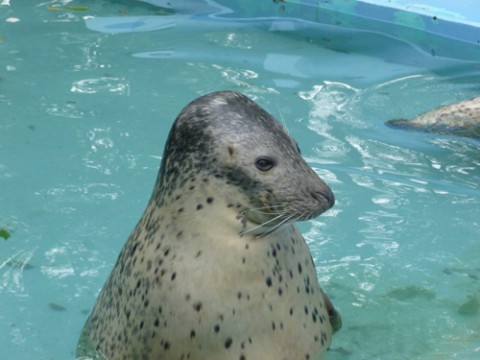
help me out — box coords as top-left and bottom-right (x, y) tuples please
(255, 157), (275, 172)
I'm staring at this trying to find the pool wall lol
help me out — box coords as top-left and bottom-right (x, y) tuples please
(289, 0), (480, 43)
(211, 0), (480, 61)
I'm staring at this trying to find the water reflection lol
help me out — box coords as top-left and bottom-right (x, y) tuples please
(71, 77), (130, 95)
(0, 249), (35, 296)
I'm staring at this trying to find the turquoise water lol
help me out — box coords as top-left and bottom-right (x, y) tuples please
(1, 1), (479, 359)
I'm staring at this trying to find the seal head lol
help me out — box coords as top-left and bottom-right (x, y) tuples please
(157, 91), (334, 235)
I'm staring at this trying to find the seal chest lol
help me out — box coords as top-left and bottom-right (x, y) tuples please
(77, 91), (341, 360)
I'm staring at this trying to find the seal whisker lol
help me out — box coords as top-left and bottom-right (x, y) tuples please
(274, 103), (290, 136)
(261, 213), (298, 239)
(248, 208), (286, 216)
(239, 213), (286, 237)
(244, 204), (290, 215)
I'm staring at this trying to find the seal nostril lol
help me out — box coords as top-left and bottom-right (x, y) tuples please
(310, 191), (320, 201)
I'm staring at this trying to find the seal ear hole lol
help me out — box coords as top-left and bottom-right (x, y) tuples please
(255, 157), (276, 172)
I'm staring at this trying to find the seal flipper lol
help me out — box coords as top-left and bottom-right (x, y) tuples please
(320, 290), (342, 334)
(76, 318), (108, 360)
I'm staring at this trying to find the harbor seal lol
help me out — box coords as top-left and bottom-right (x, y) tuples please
(76, 91), (341, 360)
(386, 96), (480, 139)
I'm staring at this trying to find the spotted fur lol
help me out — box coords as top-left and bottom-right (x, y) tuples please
(386, 96), (480, 139)
(77, 91), (341, 360)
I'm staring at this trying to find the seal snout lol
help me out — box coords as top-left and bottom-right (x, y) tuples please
(310, 189), (335, 209)
(309, 175), (335, 211)
(385, 118), (410, 129)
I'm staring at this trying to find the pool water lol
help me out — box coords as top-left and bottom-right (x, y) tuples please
(1, 1), (479, 359)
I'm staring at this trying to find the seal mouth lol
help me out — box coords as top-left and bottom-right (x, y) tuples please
(238, 186), (335, 237)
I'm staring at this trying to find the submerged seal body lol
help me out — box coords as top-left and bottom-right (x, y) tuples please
(386, 96), (480, 139)
(77, 91), (341, 360)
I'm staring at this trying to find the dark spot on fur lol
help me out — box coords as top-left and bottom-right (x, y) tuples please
(214, 324), (220, 333)
(321, 331), (327, 346)
(265, 277), (272, 287)
(193, 302), (202, 312)
(207, 197), (214, 204)
(224, 337), (233, 348)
